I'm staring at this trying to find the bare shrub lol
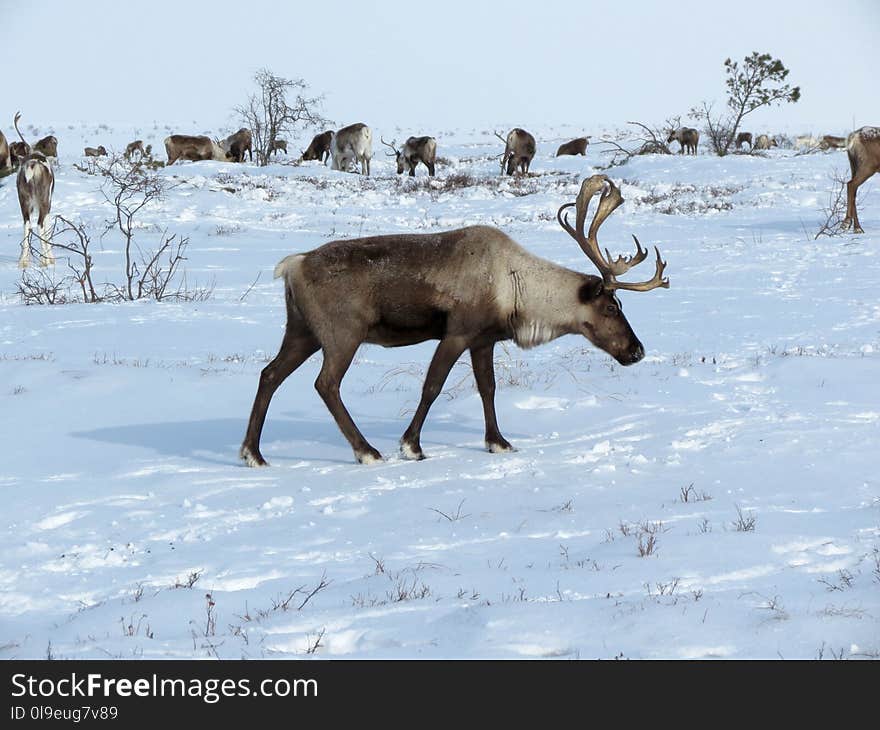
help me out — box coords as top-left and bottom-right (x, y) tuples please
(20, 155), (211, 305)
(173, 570), (202, 589)
(815, 169), (863, 239)
(304, 628), (326, 655)
(596, 120), (673, 167)
(732, 504), (756, 532)
(17, 265), (70, 305)
(636, 521), (665, 557)
(203, 593), (216, 637)
(679, 483), (713, 503)
(429, 499), (470, 522)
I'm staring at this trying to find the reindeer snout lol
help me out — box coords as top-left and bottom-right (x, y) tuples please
(619, 342), (645, 366)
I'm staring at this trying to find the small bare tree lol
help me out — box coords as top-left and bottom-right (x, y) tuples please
(235, 68), (328, 166)
(99, 154), (167, 300)
(691, 52), (801, 156)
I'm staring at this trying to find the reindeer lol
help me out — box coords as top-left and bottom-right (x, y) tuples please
(556, 137), (590, 156)
(15, 113), (55, 268)
(84, 145), (108, 157)
(842, 126), (880, 234)
(300, 131), (332, 162)
(495, 128), (536, 175)
(240, 174), (668, 466)
(0, 129), (9, 172)
(666, 127), (699, 155)
(735, 132), (753, 150)
(124, 140), (145, 159)
(9, 142), (30, 166)
(753, 134), (777, 150)
(330, 123), (372, 175)
(269, 139), (289, 157)
(221, 128), (253, 163)
(33, 135), (57, 159)
(795, 135), (820, 151)
(164, 134), (233, 165)
(380, 136), (437, 176)
(819, 135), (846, 151)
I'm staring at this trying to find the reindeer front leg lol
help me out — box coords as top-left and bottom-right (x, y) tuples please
(470, 343), (514, 454)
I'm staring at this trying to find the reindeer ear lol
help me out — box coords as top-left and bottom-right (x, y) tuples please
(578, 278), (605, 303)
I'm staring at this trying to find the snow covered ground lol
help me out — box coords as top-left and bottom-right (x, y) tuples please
(0, 122), (878, 659)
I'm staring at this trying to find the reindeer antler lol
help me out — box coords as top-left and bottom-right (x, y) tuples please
(557, 175), (669, 292)
(380, 137), (398, 157)
(14, 111), (27, 144)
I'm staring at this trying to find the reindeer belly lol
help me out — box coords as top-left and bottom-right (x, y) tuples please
(366, 304), (448, 347)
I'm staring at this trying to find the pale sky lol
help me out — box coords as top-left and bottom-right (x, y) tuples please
(4, 0), (879, 135)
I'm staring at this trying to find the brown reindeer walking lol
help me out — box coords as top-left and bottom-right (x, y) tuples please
(240, 175), (668, 466)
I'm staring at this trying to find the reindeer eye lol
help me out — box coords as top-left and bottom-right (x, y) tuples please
(605, 304), (618, 315)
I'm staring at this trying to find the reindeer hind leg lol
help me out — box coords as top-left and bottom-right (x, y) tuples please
(470, 343), (514, 454)
(38, 206), (54, 267)
(241, 317), (320, 467)
(314, 331), (381, 464)
(19, 216), (31, 269)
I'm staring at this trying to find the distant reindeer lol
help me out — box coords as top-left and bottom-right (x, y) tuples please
(381, 136), (437, 176)
(124, 140), (145, 159)
(666, 127), (699, 155)
(33, 135), (58, 159)
(84, 145), (108, 157)
(753, 134), (777, 150)
(239, 174), (668, 466)
(842, 126), (880, 234)
(300, 131), (332, 162)
(14, 113), (55, 268)
(9, 142), (30, 166)
(221, 128), (253, 163)
(795, 135), (820, 150)
(164, 134), (233, 165)
(556, 137), (589, 156)
(269, 138), (289, 157)
(495, 128), (536, 175)
(330, 123), (372, 175)
(735, 132), (753, 150)
(0, 129), (9, 172)
(819, 135), (846, 151)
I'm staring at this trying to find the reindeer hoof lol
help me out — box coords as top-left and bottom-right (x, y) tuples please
(486, 439), (516, 454)
(240, 444), (268, 468)
(399, 441), (425, 461)
(357, 448), (384, 465)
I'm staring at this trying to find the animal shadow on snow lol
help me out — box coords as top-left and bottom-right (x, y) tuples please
(72, 412), (488, 466)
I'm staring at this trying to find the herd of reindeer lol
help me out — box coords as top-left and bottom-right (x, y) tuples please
(2, 111), (880, 464)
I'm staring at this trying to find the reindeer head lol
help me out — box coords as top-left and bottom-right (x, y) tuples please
(380, 137), (405, 174)
(558, 175), (669, 365)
